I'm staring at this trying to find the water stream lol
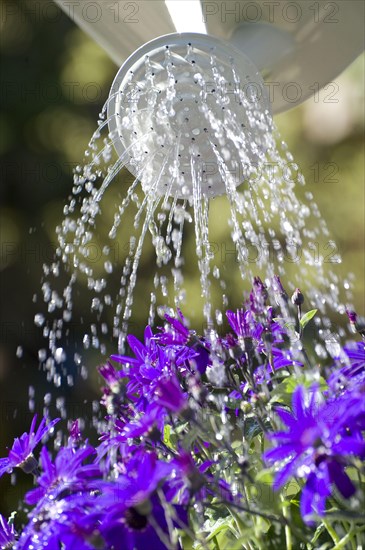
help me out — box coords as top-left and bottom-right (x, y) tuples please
(35, 40), (352, 385)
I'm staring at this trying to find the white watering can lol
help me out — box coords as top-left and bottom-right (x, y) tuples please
(53, 0), (363, 113)
(53, 0), (364, 197)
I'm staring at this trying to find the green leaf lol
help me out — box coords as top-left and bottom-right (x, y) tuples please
(273, 317), (297, 332)
(270, 377), (299, 406)
(323, 510), (365, 522)
(244, 417), (263, 441)
(163, 424), (172, 448)
(299, 309), (318, 330)
(311, 523), (326, 544)
(271, 374), (327, 406)
(204, 517), (233, 542)
(255, 468), (273, 485)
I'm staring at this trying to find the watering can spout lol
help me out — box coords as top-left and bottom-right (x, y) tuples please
(107, 32), (273, 199)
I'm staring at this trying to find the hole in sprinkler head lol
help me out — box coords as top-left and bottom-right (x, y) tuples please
(108, 32), (272, 199)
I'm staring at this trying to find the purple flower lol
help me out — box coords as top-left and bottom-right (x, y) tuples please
(111, 325), (158, 368)
(96, 452), (186, 550)
(328, 387), (365, 436)
(254, 348), (303, 383)
(346, 308), (365, 337)
(18, 494), (102, 550)
(157, 310), (211, 374)
(68, 419), (83, 449)
(101, 495), (186, 550)
(0, 415), (60, 477)
(155, 377), (188, 414)
(99, 361), (123, 388)
(157, 308), (190, 345)
(168, 451), (233, 505)
(291, 288), (304, 307)
(226, 309), (263, 341)
(272, 275), (288, 304)
(115, 403), (166, 442)
(109, 327), (197, 413)
(25, 445), (99, 505)
(329, 342), (365, 391)
(0, 514), (16, 548)
(228, 348), (302, 400)
(249, 276), (268, 314)
(264, 385), (364, 524)
(346, 309), (358, 324)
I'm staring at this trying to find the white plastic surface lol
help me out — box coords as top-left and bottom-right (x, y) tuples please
(54, 0), (364, 113)
(107, 33), (272, 198)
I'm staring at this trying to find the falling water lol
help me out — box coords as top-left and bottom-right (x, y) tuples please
(35, 35), (352, 384)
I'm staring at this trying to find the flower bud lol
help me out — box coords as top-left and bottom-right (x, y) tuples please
(346, 309), (357, 324)
(19, 453), (39, 475)
(291, 288), (304, 306)
(240, 401), (252, 414)
(346, 308), (365, 337)
(273, 275), (288, 304)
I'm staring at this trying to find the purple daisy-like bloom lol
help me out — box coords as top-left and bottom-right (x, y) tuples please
(0, 415), (60, 478)
(99, 361), (123, 388)
(264, 385), (364, 524)
(329, 342), (365, 391)
(157, 308), (190, 345)
(252, 348), (302, 387)
(226, 308), (263, 342)
(111, 325), (159, 368)
(0, 514), (16, 548)
(249, 276), (268, 314)
(156, 310), (211, 374)
(25, 444), (99, 505)
(343, 341), (365, 367)
(155, 377), (188, 414)
(110, 332), (197, 414)
(226, 304), (287, 358)
(115, 403), (166, 442)
(96, 452), (186, 550)
(272, 275), (288, 304)
(101, 494), (186, 550)
(168, 451), (233, 506)
(228, 348), (302, 400)
(18, 493), (102, 550)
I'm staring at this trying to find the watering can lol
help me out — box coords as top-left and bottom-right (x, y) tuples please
(53, 0), (363, 113)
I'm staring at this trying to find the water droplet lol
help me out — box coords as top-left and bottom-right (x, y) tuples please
(54, 348), (66, 364)
(104, 261), (113, 273)
(38, 349), (47, 362)
(34, 313), (45, 327)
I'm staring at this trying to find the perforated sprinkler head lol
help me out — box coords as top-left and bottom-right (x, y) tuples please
(108, 32), (272, 199)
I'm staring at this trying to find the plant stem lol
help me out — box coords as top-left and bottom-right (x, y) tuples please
(211, 498), (286, 525)
(331, 528), (355, 550)
(281, 496), (292, 550)
(296, 304), (313, 368)
(322, 519), (340, 545)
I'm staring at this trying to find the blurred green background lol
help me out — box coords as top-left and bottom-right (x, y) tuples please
(0, 0), (364, 518)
